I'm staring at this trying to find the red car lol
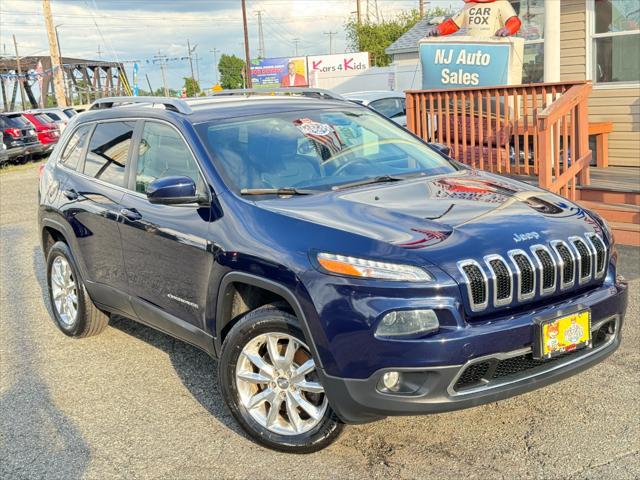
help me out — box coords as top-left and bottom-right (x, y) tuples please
(22, 112), (60, 155)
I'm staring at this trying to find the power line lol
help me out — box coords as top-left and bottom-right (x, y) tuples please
(323, 31), (337, 55)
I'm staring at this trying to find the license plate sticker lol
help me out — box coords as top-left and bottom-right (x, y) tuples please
(536, 310), (591, 359)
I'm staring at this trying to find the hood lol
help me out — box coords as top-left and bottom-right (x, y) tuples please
(258, 170), (602, 263)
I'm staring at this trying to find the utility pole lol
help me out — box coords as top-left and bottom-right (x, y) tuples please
(54, 25), (69, 103)
(154, 51), (169, 96)
(255, 10), (265, 59)
(187, 39), (198, 80)
(42, 0), (67, 107)
(292, 38), (300, 56)
(194, 53), (200, 84)
(323, 31), (337, 55)
(209, 48), (219, 84)
(356, 0), (361, 24)
(241, 0), (252, 88)
(12, 35), (28, 110)
(419, 0), (424, 17)
(97, 45), (102, 59)
(145, 73), (153, 95)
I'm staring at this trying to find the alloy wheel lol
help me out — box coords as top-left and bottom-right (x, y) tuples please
(235, 332), (327, 436)
(50, 256), (78, 327)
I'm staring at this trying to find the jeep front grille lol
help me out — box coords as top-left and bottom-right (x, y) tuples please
(457, 234), (607, 313)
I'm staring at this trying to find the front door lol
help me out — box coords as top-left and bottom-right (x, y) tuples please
(118, 120), (213, 328)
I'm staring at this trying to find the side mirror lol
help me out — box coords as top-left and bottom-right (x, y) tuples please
(429, 143), (451, 157)
(146, 176), (207, 205)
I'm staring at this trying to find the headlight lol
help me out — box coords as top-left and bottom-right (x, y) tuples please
(316, 252), (433, 281)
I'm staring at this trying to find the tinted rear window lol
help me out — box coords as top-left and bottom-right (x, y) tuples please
(5, 115), (29, 128)
(46, 112), (62, 121)
(36, 114), (52, 124)
(84, 121), (135, 187)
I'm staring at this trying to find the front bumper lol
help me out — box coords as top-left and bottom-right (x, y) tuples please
(321, 278), (627, 424)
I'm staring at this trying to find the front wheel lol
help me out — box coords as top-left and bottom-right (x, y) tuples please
(219, 305), (343, 453)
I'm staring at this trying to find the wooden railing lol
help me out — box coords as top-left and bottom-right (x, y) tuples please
(405, 81), (593, 200)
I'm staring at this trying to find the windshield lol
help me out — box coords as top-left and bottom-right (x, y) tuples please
(196, 108), (457, 192)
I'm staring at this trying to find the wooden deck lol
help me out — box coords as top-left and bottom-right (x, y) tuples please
(505, 167), (640, 193)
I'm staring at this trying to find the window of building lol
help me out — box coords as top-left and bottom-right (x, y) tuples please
(592, 0), (640, 84)
(510, 0), (545, 83)
(59, 125), (91, 171)
(84, 121), (135, 187)
(135, 122), (204, 195)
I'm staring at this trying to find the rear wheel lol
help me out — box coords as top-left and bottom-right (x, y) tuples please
(219, 305), (343, 453)
(46, 241), (109, 337)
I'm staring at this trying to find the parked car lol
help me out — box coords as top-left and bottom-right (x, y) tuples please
(0, 113), (41, 162)
(22, 112), (60, 155)
(29, 107), (75, 132)
(344, 91), (407, 126)
(38, 92), (627, 453)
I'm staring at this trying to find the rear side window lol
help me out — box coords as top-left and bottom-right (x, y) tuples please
(84, 121), (135, 187)
(135, 121), (204, 194)
(46, 112), (62, 121)
(59, 125), (91, 171)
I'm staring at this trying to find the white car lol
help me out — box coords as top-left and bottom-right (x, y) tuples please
(343, 91), (407, 127)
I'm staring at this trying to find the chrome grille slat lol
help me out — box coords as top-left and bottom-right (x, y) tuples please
(508, 250), (536, 302)
(551, 240), (575, 290)
(458, 260), (489, 312)
(586, 234), (607, 278)
(484, 255), (513, 307)
(570, 236), (593, 284)
(530, 245), (556, 295)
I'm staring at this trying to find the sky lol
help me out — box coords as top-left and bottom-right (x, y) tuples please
(0, 0), (461, 93)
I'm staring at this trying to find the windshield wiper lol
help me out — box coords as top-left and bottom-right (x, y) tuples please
(331, 175), (406, 191)
(240, 187), (317, 196)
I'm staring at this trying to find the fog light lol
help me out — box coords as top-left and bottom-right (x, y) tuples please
(381, 371), (401, 392)
(375, 309), (439, 337)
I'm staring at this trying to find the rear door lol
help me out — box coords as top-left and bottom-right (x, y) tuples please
(59, 120), (136, 311)
(118, 120), (213, 329)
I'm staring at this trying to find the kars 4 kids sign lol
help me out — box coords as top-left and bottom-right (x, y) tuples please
(419, 37), (523, 89)
(307, 52), (369, 76)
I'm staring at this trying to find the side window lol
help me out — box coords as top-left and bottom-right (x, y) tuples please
(370, 98), (404, 118)
(84, 121), (135, 187)
(135, 122), (204, 194)
(46, 112), (61, 121)
(59, 125), (91, 171)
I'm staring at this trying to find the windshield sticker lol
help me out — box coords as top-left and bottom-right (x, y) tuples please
(293, 118), (344, 156)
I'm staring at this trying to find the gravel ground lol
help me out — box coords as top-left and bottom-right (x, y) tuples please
(1, 163), (639, 480)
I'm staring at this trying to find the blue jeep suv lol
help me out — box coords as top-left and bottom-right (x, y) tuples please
(38, 91), (628, 452)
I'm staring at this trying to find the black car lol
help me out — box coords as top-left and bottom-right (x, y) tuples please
(0, 113), (41, 162)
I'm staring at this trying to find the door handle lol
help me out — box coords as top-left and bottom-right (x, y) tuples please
(119, 208), (142, 221)
(62, 188), (78, 200)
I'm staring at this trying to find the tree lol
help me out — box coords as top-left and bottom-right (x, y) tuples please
(183, 76), (200, 97)
(218, 54), (245, 89)
(346, 8), (448, 67)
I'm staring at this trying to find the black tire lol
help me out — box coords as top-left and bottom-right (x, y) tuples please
(46, 241), (109, 337)
(219, 304), (344, 453)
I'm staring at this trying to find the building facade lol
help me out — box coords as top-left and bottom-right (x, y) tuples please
(386, 0), (639, 168)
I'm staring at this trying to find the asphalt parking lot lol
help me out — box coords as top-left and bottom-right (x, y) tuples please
(1, 162), (639, 480)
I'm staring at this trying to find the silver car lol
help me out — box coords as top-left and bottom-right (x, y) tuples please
(343, 91), (407, 127)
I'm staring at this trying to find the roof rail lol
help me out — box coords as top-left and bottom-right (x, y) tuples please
(89, 96), (193, 114)
(208, 88), (344, 101)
